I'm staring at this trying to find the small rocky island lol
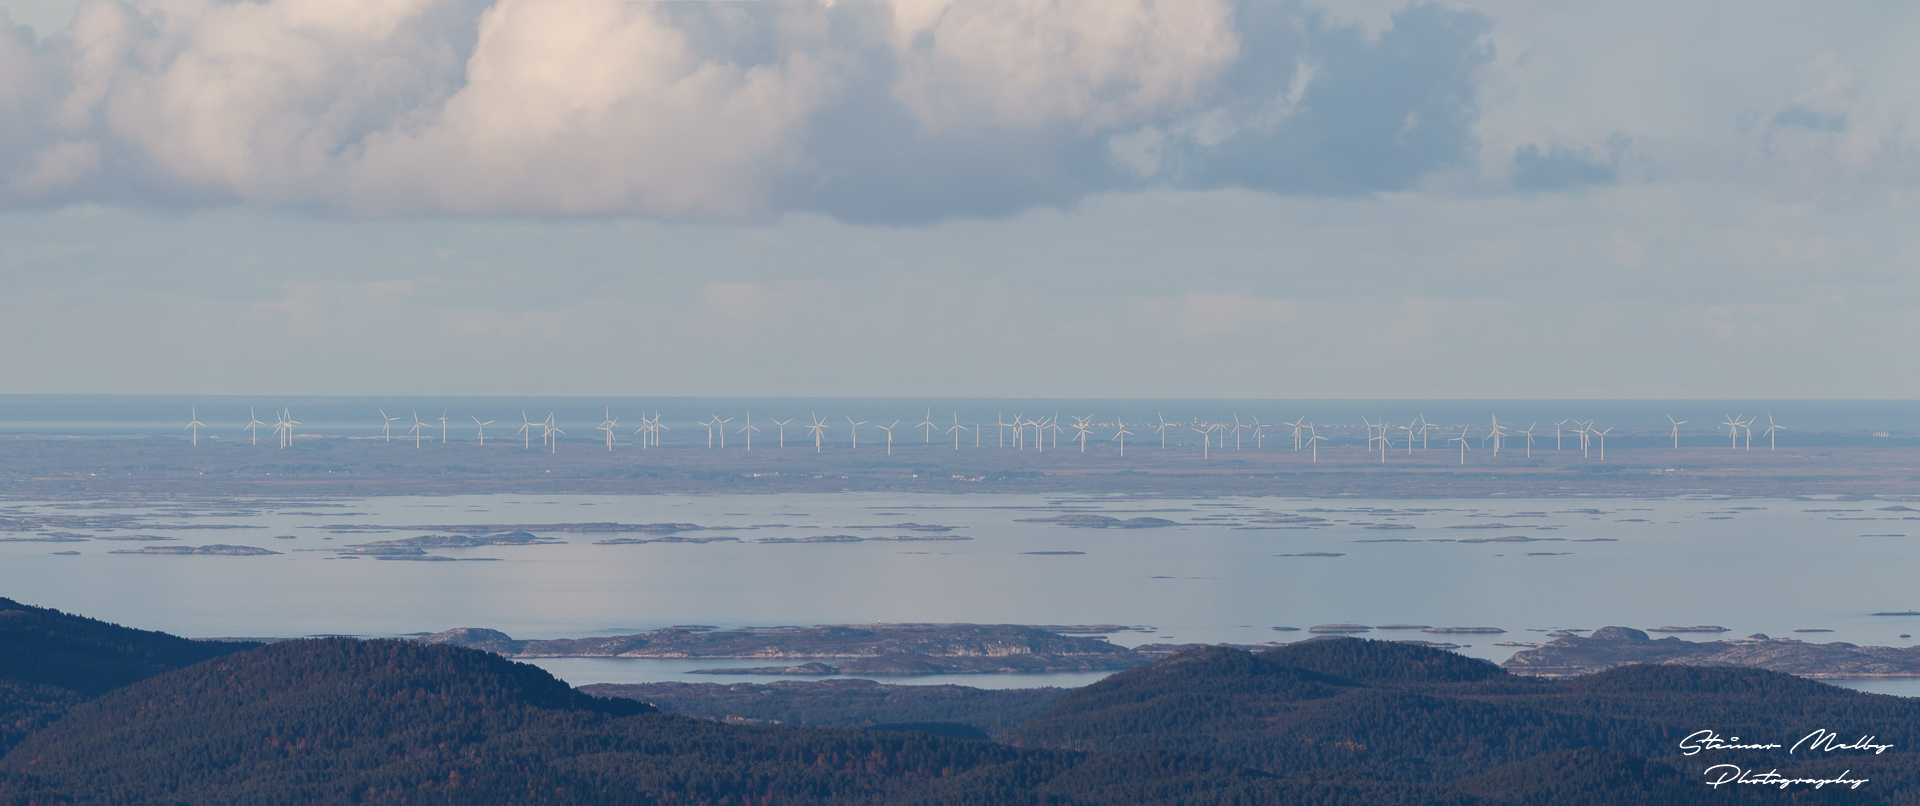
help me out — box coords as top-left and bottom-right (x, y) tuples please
(108, 544), (281, 556)
(1503, 626), (1920, 678)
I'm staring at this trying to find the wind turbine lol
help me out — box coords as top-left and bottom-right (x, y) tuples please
(439, 410), (449, 443)
(1361, 416), (1381, 452)
(1193, 426), (1212, 459)
(1229, 415), (1246, 450)
(273, 410), (297, 448)
(1483, 416), (1508, 455)
(184, 408), (206, 446)
(1047, 415), (1064, 450)
(876, 420), (899, 455)
(272, 411), (288, 448)
(597, 408), (619, 451)
(1722, 415), (1743, 449)
(1071, 416), (1093, 452)
(408, 410), (428, 448)
(1520, 422), (1537, 458)
(738, 413), (760, 451)
(716, 416), (734, 449)
(1593, 426), (1613, 461)
(1553, 419), (1571, 451)
(1417, 414), (1433, 449)
(996, 413), (1011, 448)
(472, 415), (493, 445)
(1450, 427), (1472, 465)
(1741, 417), (1754, 450)
(1250, 416), (1267, 449)
(543, 416), (564, 454)
(700, 416), (722, 449)
(1763, 414), (1784, 451)
(845, 415), (866, 449)
(241, 408), (265, 446)
(1574, 421), (1593, 459)
(1112, 420), (1133, 456)
(770, 418), (792, 448)
(947, 414), (968, 450)
(1155, 413), (1173, 449)
(807, 413), (829, 452)
(651, 414), (669, 448)
(1667, 415), (1687, 449)
(1285, 418), (1306, 451)
(378, 409), (399, 442)
(517, 412), (534, 450)
(1305, 426), (1326, 462)
(917, 408), (937, 444)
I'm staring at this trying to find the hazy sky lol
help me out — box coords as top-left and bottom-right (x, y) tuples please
(1, 0), (1916, 398)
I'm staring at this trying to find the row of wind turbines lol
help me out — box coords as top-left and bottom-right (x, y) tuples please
(183, 407), (1790, 462)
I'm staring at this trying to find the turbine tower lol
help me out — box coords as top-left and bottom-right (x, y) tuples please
(242, 408), (265, 446)
(738, 413), (761, 451)
(184, 408), (206, 446)
(807, 413), (829, 452)
(439, 410), (449, 443)
(918, 408), (937, 444)
(1667, 415), (1687, 449)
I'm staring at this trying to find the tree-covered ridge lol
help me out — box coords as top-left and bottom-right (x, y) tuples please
(1006, 639), (1920, 786)
(0, 596), (256, 696)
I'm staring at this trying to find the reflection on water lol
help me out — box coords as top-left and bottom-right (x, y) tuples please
(4, 492), (1919, 686)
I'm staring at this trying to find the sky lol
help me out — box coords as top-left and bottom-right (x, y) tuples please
(0, 0), (1916, 399)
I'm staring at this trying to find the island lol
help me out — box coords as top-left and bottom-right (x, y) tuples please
(108, 544), (281, 556)
(1503, 626), (1920, 678)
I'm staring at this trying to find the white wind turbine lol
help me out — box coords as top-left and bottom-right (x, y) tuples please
(1250, 416), (1267, 449)
(1484, 415), (1508, 455)
(1417, 414), (1433, 449)
(1520, 422), (1537, 458)
(738, 413), (760, 451)
(651, 413), (669, 448)
(1071, 415), (1093, 452)
(378, 409), (400, 442)
(1741, 416), (1754, 450)
(947, 414), (968, 450)
(1763, 414), (1784, 451)
(716, 416), (734, 449)
(1305, 426), (1327, 462)
(184, 408), (206, 446)
(845, 415), (866, 449)
(1112, 420), (1133, 456)
(408, 410), (428, 448)
(1450, 427), (1473, 465)
(1192, 426), (1212, 459)
(439, 410), (449, 443)
(1285, 418), (1306, 451)
(700, 416), (722, 449)
(1229, 415), (1247, 450)
(917, 408), (937, 444)
(543, 415), (564, 453)
(274, 409), (298, 449)
(242, 408), (265, 446)
(472, 415), (493, 445)
(807, 413), (829, 452)
(1404, 418), (1419, 455)
(770, 417), (792, 449)
(1553, 418), (1571, 451)
(597, 408), (619, 451)
(517, 412), (535, 450)
(1574, 421), (1593, 459)
(1593, 426), (1613, 460)
(1155, 413), (1173, 449)
(995, 413), (1011, 448)
(1047, 415), (1064, 450)
(876, 420), (899, 455)
(272, 410), (288, 448)
(1361, 416), (1381, 452)
(1667, 415), (1687, 449)
(1722, 415), (1743, 449)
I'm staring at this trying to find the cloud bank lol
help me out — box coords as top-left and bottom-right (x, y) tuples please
(0, 0), (1494, 221)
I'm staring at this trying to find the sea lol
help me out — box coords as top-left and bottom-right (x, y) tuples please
(3, 395), (1919, 696)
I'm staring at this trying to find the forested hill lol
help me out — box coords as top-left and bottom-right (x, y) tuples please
(2, 599), (1918, 803)
(0, 596), (255, 755)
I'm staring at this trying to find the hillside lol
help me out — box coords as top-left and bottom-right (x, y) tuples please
(0, 597), (255, 755)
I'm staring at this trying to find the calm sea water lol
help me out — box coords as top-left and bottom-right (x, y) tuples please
(4, 491), (1918, 695)
(3, 395), (1918, 446)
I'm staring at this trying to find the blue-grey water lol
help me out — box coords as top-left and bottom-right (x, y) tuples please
(4, 491), (1919, 695)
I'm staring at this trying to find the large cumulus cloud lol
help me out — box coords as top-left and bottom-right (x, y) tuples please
(0, 0), (1494, 222)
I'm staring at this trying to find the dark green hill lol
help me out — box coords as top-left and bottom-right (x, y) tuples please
(1006, 639), (1920, 790)
(0, 596), (255, 755)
